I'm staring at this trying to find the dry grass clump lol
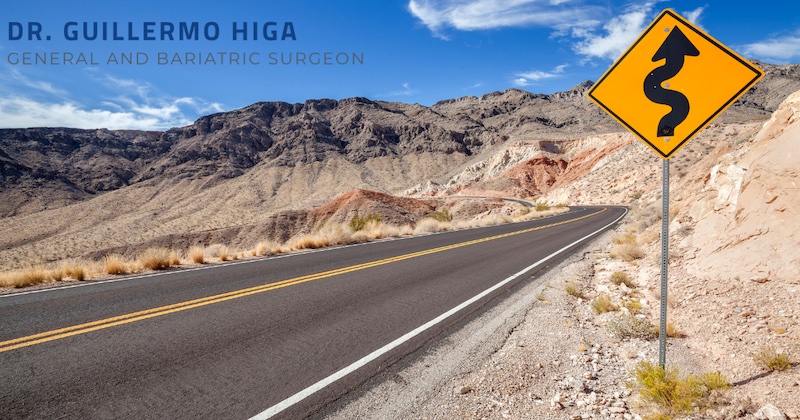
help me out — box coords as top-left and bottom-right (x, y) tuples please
(631, 360), (730, 419)
(612, 234), (645, 262)
(608, 314), (657, 340)
(428, 209), (453, 222)
(414, 218), (443, 234)
(660, 321), (685, 338)
(139, 248), (172, 271)
(189, 246), (205, 264)
(616, 244), (645, 262)
(104, 255), (130, 275)
(513, 206), (569, 222)
(399, 224), (414, 236)
(255, 241), (281, 257)
(753, 346), (792, 372)
(621, 298), (643, 314)
(613, 233), (637, 245)
(290, 221), (370, 251)
(169, 251), (181, 266)
(0, 261), (94, 287)
(318, 223), (355, 245)
(0, 270), (45, 288)
(291, 234), (330, 250)
(61, 260), (89, 281)
(218, 246), (230, 261)
(349, 213), (381, 232)
(591, 293), (618, 314)
(489, 214), (513, 226)
(610, 271), (636, 288)
(565, 281), (584, 299)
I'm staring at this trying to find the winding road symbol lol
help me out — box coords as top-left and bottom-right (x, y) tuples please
(586, 9), (763, 159)
(644, 27), (699, 138)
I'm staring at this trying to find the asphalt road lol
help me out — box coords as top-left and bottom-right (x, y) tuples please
(0, 206), (626, 419)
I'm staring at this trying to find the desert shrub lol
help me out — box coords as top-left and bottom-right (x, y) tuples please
(399, 224), (414, 236)
(139, 248), (172, 271)
(317, 223), (353, 245)
(70, 265), (87, 281)
(413, 218), (442, 234)
(1, 271), (39, 288)
(565, 281), (583, 299)
(662, 321), (685, 338)
(169, 251), (181, 266)
(104, 255), (129, 275)
(610, 271), (635, 287)
(613, 234), (638, 245)
(592, 293), (617, 314)
(218, 246), (230, 261)
(1, 262), (93, 288)
(48, 267), (64, 282)
(291, 234), (329, 250)
(24, 269), (49, 285)
(631, 361), (730, 418)
(621, 298), (643, 314)
(753, 346), (792, 372)
(189, 246), (205, 264)
(608, 315), (657, 340)
(349, 213), (382, 232)
(535, 202), (550, 211)
(614, 244), (645, 262)
(61, 261), (88, 281)
(429, 209), (453, 222)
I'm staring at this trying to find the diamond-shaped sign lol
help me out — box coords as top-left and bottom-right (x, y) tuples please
(587, 9), (763, 159)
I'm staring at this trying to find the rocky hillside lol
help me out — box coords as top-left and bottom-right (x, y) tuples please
(0, 62), (798, 272)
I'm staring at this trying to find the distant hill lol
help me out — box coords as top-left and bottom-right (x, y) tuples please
(0, 62), (797, 269)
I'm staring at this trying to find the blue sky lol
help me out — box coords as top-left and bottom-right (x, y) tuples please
(1, 0), (799, 130)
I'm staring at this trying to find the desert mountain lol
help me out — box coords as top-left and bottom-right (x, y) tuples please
(1, 62), (799, 271)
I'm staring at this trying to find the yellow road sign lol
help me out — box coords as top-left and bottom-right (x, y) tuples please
(587, 9), (763, 159)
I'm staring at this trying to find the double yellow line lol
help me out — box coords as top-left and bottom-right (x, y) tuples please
(0, 208), (605, 354)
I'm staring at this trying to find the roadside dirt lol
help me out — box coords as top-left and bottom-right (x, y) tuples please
(315, 223), (798, 420)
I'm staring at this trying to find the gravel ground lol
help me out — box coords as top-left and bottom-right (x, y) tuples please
(314, 226), (797, 420)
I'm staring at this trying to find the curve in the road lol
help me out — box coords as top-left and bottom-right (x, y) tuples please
(0, 208), (608, 354)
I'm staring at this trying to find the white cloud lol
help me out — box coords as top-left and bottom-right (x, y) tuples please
(682, 7), (704, 26)
(0, 97), (162, 130)
(406, 1), (670, 64)
(512, 63), (568, 86)
(740, 34), (800, 62)
(389, 82), (419, 97)
(408, 0), (604, 38)
(0, 71), (224, 130)
(572, 2), (657, 60)
(10, 69), (67, 96)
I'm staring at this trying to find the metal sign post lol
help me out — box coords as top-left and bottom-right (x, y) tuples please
(659, 159), (669, 368)
(586, 9), (763, 371)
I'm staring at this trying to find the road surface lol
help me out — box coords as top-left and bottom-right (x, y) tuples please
(0, 206), (626, 419)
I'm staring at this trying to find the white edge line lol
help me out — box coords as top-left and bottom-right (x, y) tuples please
(0, 207), (586, 299)
(249, 207), (628, 419)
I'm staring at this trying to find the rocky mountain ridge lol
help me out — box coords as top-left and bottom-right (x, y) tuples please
(4, 61), (798, 219)
(1, 62), (799, 271)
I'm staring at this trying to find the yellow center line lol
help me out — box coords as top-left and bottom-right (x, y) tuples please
(0, 208), (606, 353)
